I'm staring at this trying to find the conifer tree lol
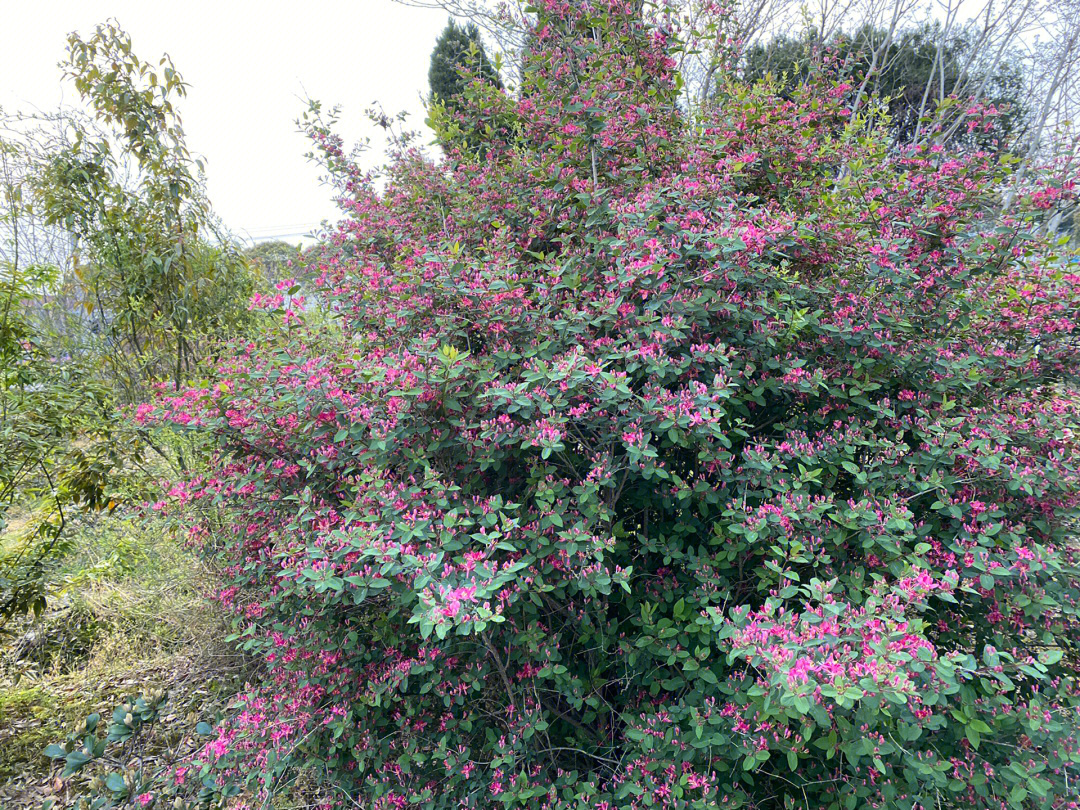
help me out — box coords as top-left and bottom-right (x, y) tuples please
(427, 19), (501, 109)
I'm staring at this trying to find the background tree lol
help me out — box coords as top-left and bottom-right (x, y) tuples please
(0, 138), (124, 629)
(742, 21), (1028, 149)
(242, 239), (303, 286)
(402, 0), (1080, 166)
(428, 18), (502, 110)
(0, 21), (261, 630)
(32, 21), (256, 401)
(427, 18), (504, 154)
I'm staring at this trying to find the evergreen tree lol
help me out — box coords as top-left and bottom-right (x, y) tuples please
(427, 19), (501, 109)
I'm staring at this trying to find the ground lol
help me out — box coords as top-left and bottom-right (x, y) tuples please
(0, 509), (246, 809)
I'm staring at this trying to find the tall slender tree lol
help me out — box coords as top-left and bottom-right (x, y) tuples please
(428, 19), (501, 108)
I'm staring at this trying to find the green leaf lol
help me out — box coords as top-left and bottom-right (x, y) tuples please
(966, 726), (981, 750)
(1038, 648), (1063, 666)
(105, 772), (127, 793)
(62, 750), (91, 775)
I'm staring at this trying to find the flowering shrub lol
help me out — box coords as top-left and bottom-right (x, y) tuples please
(138, 2), (1080, 808)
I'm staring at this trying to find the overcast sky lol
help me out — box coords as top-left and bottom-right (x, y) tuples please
(1, 1), (453, 244)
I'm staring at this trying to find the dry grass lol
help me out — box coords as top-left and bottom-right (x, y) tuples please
(0, 511), (248, 809)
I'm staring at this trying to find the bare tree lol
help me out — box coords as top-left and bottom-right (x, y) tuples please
(1015, 0), (1080, 162)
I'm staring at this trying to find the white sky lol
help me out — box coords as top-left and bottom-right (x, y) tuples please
(0, 0), (453, 244)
